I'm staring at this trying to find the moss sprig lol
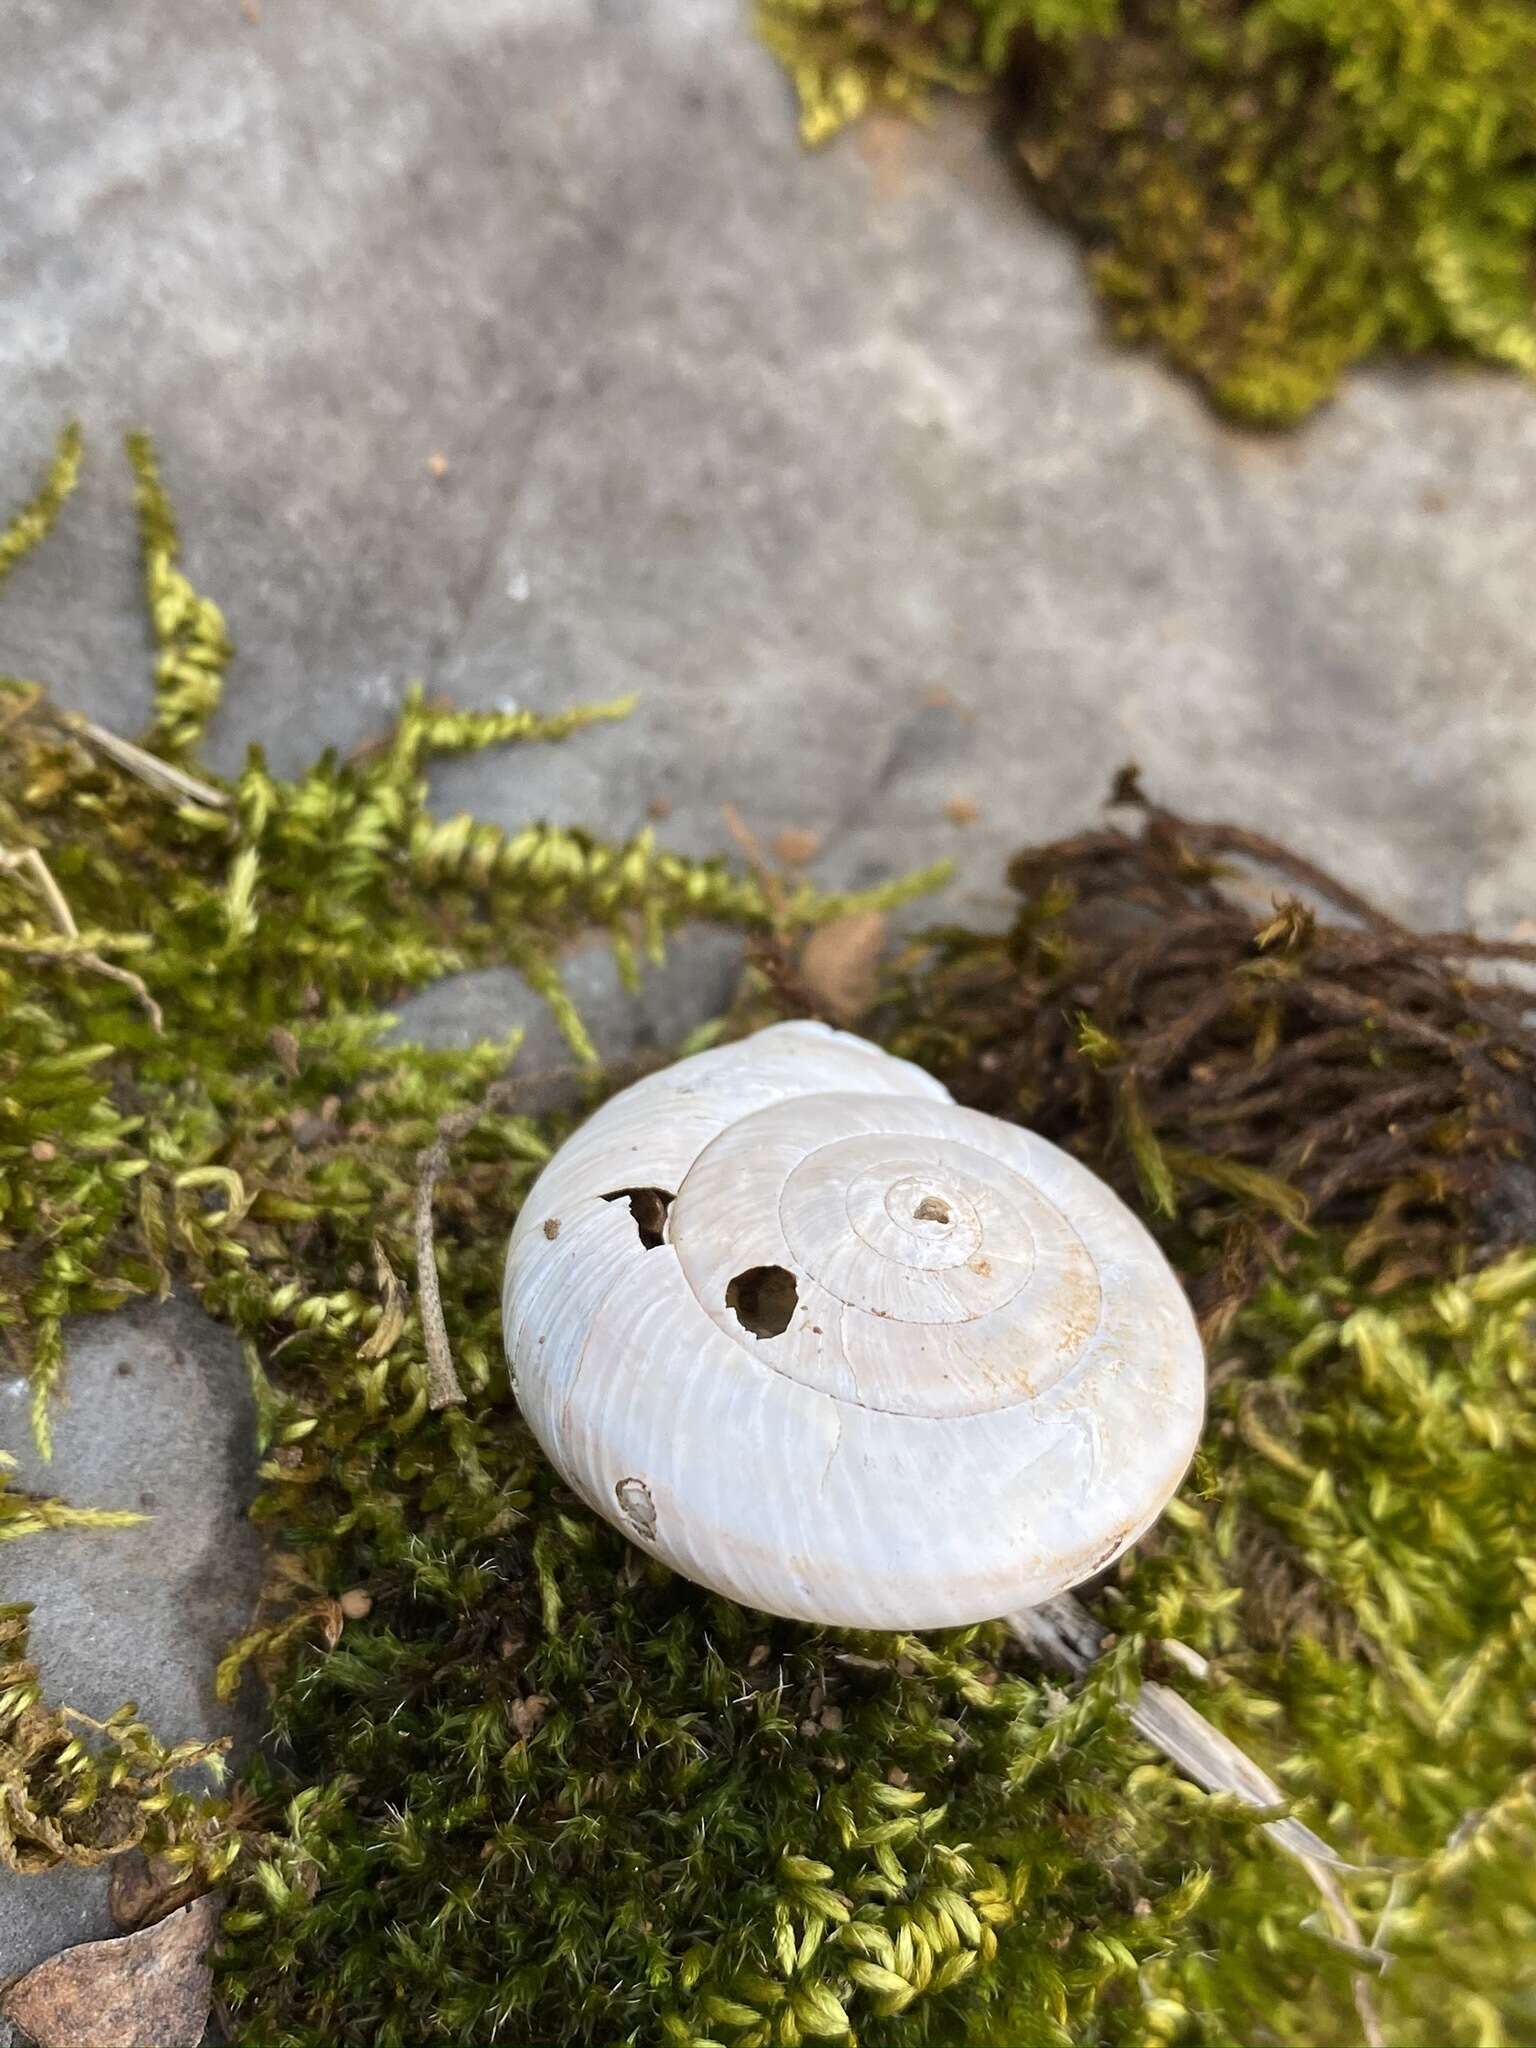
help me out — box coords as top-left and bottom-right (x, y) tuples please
(0, 1452), (145, 1544)
(0, 422), (82, 593)
(127, 429), (235, 761)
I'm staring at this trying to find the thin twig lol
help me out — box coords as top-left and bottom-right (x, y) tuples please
(35, 948), (162, 1031)
(1, 844), (164, 1031)
(1112, 769), (1409, 937)
(721, 802), (788, 925)
(62, 713), (230, 809)
(413, 1055), (664, 1411)
(1, 844), (77, 934)
(414, 1126), (466, 1410)
(1009, 1593), (1387, 2048)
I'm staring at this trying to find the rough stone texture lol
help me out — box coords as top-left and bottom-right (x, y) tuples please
(395, 927), (747, 1066)
(4, 0), (1536, 1989)
(0, 1304), (262, 1983)
(5, 0), (1536, 948)
(1, 1893), (218, 2048)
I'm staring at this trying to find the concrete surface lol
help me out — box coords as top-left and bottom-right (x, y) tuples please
(0, 1302), (263, 1985)
(3, 0), (1536, 1988)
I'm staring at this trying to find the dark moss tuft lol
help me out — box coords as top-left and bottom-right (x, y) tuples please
(760, 0), (1536, 422)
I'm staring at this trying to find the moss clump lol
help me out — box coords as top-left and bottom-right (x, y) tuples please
(758, 0), (1536, 423)
(880, 768), (1536, 1329)
(0, 1604), (237, 1882)
(213, 1238), (1536, 2048)
(4, 428), (1536, 2044)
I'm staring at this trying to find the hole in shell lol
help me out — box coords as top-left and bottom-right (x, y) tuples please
(726, 1264), (798, 1339)
(912, 1195), (951, 1224)
(603, 1186), (673, 1249)
(615, 1476), (657, 1540)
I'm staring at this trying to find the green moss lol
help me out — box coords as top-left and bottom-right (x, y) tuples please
(758, 0), (1536, 423)
(127, 430), (235, 763)
(0, 1604), (237, 1882)
(210, 1235), (1536, 2048)
(0, 424), (82, 594)
(4, 430), (1535, 2043)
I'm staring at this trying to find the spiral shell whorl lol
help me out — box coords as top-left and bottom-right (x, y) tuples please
(504, 1020), (1204, 1628)
(669, 1095), (1109, 1420)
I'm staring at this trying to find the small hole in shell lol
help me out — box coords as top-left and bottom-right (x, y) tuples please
(912, 1195), (951, 1224)
(615, 1476), (657, 1540)
(603, 1187), (673, 1249)
(726, 1264), (798, 1339)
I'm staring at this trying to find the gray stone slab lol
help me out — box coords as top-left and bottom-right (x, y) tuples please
(0, 1300), (263, 1984)
(3, 0), (1534, 944)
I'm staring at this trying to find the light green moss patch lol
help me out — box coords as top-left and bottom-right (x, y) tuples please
(759, 0), (1536, 423)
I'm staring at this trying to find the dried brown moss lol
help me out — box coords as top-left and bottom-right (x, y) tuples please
(881, 769), (1536, 1332)
(0, 1606), (236, 1881)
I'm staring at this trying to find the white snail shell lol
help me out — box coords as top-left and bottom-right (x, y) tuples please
(504, 1021), (1204, 1629)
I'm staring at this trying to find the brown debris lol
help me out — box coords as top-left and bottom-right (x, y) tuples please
(854, 111), (915, 198)
(772, 828), (822, 868)
(1, 1893), (219, 2048)
(886, 774), (1536, 1334)
(414, 1128), (468, 1410)
(923, 686), (973, 719)
(720, 804), (787, 922)
(944, 796), (981, 826)
(108, 1851), (200, 1935)
(799, 909), (886, 1024)
(510, 1694), (551, 1741)
(356, 1239), (406, 1362)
